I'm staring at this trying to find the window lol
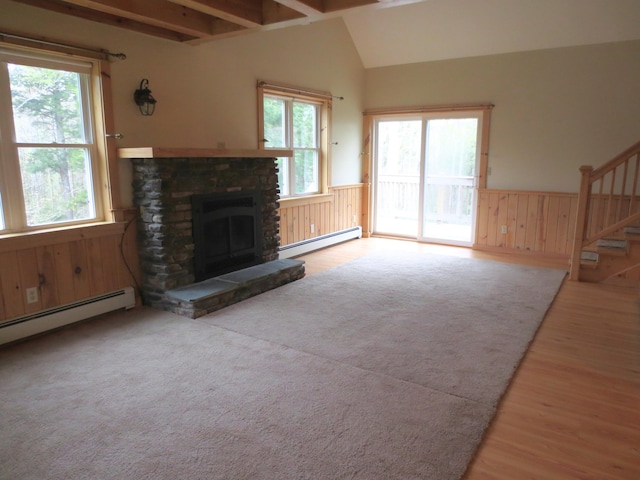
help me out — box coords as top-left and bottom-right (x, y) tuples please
(258, 83), (330, 198)
(0, 47), (103, 233)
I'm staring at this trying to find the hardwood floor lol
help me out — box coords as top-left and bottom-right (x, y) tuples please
(297, 237), (640, 480)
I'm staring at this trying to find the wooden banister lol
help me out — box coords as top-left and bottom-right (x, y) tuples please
(589, 140), (640, 182)
(570, 166), (593, 280)
(569, 140), (640, 281)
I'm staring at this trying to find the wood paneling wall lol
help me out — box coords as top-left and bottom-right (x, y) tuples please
(0, 219), (140, 322)
(278, 184), (363, 246)
(475, 189), (578, 257)
(1, 181), (363, 323)
(279, 185), (640, 280)
(0, 186), (591, 323)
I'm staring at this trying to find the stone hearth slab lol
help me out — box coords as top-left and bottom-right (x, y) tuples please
(166, 278), (237, 303)
(218, 259), (300, 285)
(163, 259), (306, 319)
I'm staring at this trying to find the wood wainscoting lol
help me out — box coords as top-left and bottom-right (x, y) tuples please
(0, 215), (140, 322)
(278, 184), (363, 247)
(475, 189), (578, 259)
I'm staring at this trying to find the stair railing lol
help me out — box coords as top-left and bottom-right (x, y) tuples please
(569, 140), (640, 280)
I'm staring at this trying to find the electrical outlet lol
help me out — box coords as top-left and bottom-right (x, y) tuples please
(353, 215), (357, 223)
(310, 224), (315, 234)
(26, 287), (39, 304)
(501, 225), (508, 234)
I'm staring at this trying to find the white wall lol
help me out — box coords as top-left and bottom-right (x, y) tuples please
(0, 1), (365, 206)
(364, 41), (640, 192)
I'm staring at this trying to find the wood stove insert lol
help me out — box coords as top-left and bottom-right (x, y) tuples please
(192, 191), (263, 282)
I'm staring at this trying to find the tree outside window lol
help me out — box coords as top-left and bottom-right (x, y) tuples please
(0, 53), (98, 232)
(262, 92), (322, 197)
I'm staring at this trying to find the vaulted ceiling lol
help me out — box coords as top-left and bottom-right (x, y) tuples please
(9, 0), (640, 68)
(343, 0), (640, 68)
(10, 0), (427, 44)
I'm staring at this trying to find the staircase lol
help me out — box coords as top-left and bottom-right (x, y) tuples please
(570, 140), (640, 282)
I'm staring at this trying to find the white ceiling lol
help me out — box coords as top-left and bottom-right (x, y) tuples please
(343, 0), (640, 68)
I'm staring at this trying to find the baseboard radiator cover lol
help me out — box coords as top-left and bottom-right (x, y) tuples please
(279, 226), (362, 259)
(0, 287), (135, 345)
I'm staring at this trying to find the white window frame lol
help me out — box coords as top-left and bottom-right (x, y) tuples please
(258, 82), (331, 199)
(0, 46), (106, 234)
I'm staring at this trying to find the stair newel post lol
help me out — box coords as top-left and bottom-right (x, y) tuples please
(570, 165), (594, 280)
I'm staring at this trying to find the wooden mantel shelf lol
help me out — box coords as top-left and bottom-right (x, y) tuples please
(118, 147), (293, 159)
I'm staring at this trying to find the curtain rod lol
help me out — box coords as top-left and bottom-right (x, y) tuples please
(364, 103), (494, 116)
(258, 81), (344, 101)
(0, 31), (126, 60)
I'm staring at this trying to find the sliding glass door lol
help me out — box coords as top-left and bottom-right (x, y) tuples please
(374, 118), (422, 236)
(373, 112), (482, 246)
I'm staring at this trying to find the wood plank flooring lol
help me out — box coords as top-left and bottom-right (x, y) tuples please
(297, 237), (640, 480)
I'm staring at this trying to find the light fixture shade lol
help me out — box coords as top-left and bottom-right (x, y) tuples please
(134, 78), (157, 116)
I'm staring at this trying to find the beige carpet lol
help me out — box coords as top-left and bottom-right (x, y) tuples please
(0, 251), (566, 480)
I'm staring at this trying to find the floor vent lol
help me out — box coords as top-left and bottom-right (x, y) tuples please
(0, 287), (135, 345)
(279, 227), (362, 259)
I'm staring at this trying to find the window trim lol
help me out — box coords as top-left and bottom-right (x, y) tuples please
(257, 81), (331, 198)
(0, 40), (120, 238)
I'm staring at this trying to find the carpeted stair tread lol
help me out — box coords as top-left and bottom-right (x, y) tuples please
(596, 238), (628, 249)
(581, 250), (599, 263)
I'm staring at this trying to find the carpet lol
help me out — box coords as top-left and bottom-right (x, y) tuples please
(0, 251), (566, 480)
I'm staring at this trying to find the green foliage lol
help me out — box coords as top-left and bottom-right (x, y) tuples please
(376, 117), (479, 231)
(263, 96), (285, 148)
(264, 95), (319, 196)
(293, 102), (316, 148)
(377, 120), (422, 176)
(426, 119), (477, 177)
(10, 65), (84, 144)
(8, 63), (92, 226)
(294, 150), (318, 194)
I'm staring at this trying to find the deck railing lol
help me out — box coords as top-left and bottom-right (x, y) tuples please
(376, 175), (474, 226)
(376, 175), (420, 220)
(569, 140), (640, 280)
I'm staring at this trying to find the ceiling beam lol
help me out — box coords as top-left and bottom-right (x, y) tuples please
(11, 0), (197, 42)
(272, 0), (324, 16)
(10, 0), (432, 45)
(57, 0), (221, 38)
(323, 0), (377, 12)
(262, 0), (306, 25)
(167, 0), (263, 28)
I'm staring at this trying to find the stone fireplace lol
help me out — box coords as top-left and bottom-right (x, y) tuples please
(124, 148), (305, 318)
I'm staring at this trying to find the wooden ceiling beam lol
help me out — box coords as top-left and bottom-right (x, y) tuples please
(272, 0), (324, 16)
(323, 0), (377, 12)
(262, 0), (306, 25)
(10, 0), (431, 44)
(57, 0), (222, 38)
(167, 0), (263, 28)
(11, 0), (197, 42)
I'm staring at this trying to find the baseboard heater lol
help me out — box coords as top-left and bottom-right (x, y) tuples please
(0, 287), (135, 346)
(279, 226), (362, 259)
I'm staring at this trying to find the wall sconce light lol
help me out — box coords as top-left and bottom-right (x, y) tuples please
(133, 78), (157, 116)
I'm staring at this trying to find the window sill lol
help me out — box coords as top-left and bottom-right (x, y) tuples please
(278, 193), (334, 208)
(0, 221), (125, 253)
